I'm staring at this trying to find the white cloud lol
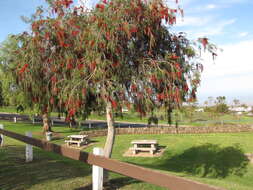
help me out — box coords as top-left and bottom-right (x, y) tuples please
(238, 32), (249, 37)
(177, 16), (212, 27)
(206, 4), (217, 9)
(219, 0), (250, 4)
(198, 39), (253, 101)
(188, 18), (236, 38)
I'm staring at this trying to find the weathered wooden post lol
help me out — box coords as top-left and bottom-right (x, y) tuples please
(14, 117), (17, 123)
(0, 124), (4, 147)
(92, 147), (104, 190)
(25, 132), (33, 162)
(89, 122), (91, 129)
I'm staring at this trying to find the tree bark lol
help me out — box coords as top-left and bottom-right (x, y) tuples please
(42, 112), (52, 133)
(104, 101), (115, 157)
(103, 101), (115, 183)
(167, 105), (173, 126)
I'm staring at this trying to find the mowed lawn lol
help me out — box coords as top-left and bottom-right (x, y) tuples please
(1, 121), (253, 190)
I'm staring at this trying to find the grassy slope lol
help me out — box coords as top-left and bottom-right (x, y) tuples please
(1, 121), (253, 190)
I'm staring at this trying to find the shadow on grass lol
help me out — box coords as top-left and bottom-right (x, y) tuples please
(75, 177), (140, 190)
(0, 145), (91, 190)
(142, 143), (249, 178)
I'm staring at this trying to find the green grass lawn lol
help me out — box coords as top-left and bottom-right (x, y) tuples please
(1, 121), (253, 190)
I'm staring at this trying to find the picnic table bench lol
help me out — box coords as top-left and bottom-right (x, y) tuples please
(131, 140), (158, 155)
(65, 135), (89, 147)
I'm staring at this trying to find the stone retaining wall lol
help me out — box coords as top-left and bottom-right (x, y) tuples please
(80, 125), (253, 137)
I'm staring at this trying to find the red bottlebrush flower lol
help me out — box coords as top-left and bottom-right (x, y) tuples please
(146, 88), (152, 95)
(96, 4), (105, 11)
(126, 102), (131, 110)
(19, 64), (28, 74)
(67, 63), (73, 69)
(50, 97), (54, 105)
(199, 37), (208, 49)
(102, 0), (107, 4)
(32, 97), (38, 103)
(90, 40), (95, 47)
(116, 47), (122, 54)
(82, 88), (86, 96)
(183, 84), (189, 92)
(160, 8), (169, 19)
(171, 9), (177, 13)
(171, 55), (179, 59)
(76, 100), (82, 108)
(45, 32), (50, 40)
(130, 26), (138, 34)
(169, 16), (176, 25)
(111, 100), (117, 109)
(65, 116), (70, 122)
(112, 61), (119, 67)
(47, 58), (52, 63)
(32, 22), (38, 31)
(177, 71), (182, 78)
(63, 43), (71, 48)
(61, 0), (73, 8)
(150, 75), (157, 84)
(131, 84), (137, 92)
(77, 63), (84, 70)
(52, 87), (59, 95)
(71, 30), (79, 36)
(99, 42), (105, 49)
(175, 88), (181, 103)
(68, 108), (76, 117)
(51, 76), (57, 83)
(157, 93), (165, 101)
(105, 31), (110, 40)
(137, 92), (143, 99)
(90, 61), (96, 71)
(175, 63), (181, 71)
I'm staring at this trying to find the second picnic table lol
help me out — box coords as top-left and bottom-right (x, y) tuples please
(131, 140), (158, 155)
(65, 135), (89, 147)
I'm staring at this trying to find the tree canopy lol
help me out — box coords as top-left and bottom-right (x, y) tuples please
(3, 0), (217, 158)
(11, 0), (216, 116)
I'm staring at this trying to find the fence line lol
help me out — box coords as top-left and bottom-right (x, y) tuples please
(0, 128), (225, 190)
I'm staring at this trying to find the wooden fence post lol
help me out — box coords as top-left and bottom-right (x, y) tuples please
(0, 124), (3, 147)
(92, 147), (104, 190)
(25, 132), (33, 162)
(14, 117), (17, 123)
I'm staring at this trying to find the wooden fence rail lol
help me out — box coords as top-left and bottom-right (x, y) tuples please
(0, 128), (225, 190)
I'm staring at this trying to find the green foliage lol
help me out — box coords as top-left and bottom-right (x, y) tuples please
(0, 36), (26, 107)
(215, 96), (229, 113)
(0, 81), (3, 106)
(215, 103), (229, 113)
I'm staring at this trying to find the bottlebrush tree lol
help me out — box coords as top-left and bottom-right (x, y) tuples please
(10, 0), (217, 156)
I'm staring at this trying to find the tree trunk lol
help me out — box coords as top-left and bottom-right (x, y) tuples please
(167, 105), (173, 126)
(103, 101), (115, 183)
(42, 113), (52, 133)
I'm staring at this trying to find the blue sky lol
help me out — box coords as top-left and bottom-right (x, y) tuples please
(0, 0), (253, 105)
(171, 0), (253, 105)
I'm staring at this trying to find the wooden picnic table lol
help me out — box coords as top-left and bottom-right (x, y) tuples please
(131, 140), (158, 155)
(65, 134), (89, 147)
